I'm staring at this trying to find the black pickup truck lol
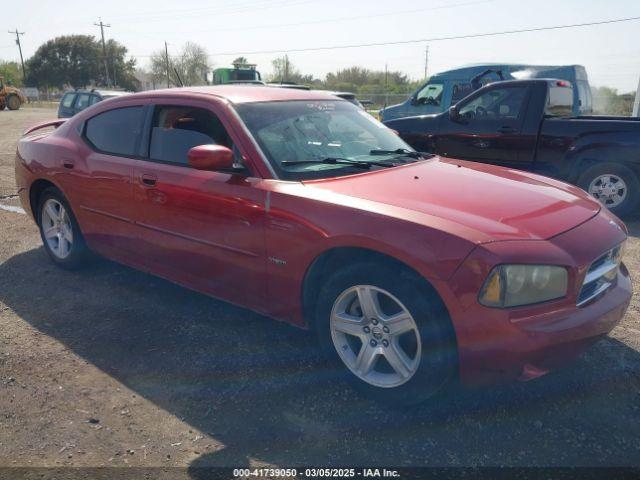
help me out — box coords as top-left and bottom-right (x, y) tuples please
(385, 79), (640, 216)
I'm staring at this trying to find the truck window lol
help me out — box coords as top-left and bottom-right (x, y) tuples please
(459, 86), (527, 120)
(452, 83), (473, 103)
(546, 86), (574, 117)
(61, 93), (75, 108)
(577, 82), (592, 114)
(416, 83), (444, 106)
(75, 94), (91, 111)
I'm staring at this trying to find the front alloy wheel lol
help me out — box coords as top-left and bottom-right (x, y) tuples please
(316, 263), (457, 404)
(330, 285), (421, 388)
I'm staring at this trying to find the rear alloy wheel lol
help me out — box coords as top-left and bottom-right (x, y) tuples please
(41, 198), (74, 259)
(37, 187), (90, 269)
(577, 163), (640, 217)
(316, 263), (457, 405)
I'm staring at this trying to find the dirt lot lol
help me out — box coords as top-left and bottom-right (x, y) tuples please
(0, 109), (639, 476)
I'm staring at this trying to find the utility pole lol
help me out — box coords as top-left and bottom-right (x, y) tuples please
(8, 29), (26, 81)
(633, 75), (640, 117)
(94, 18), (111, 87)
(384, 63), (389, 109)
(424, 45), (429, 80)
(284, 54), (289, 83)
(164, 41), (170, 88)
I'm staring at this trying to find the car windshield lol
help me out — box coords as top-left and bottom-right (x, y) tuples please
(235, 100), (416, 180)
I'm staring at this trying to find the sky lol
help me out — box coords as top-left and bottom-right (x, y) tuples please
(6, 0), (640, 92)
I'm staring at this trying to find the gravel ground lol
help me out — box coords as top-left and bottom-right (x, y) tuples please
(0, 109), (639, 475)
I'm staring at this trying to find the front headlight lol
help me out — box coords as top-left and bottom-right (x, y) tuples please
(479, 265), (568, 308)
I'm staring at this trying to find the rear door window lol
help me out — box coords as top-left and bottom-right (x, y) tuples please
(85, 106), (145, 156)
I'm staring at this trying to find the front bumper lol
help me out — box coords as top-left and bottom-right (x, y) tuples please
(446, 210), (632, 387)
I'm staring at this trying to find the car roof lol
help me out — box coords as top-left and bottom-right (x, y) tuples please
(64, 89), (130, 97)
(130, 85), (344, 104)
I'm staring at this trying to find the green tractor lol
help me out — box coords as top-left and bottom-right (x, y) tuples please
(212, 61), (262, 85)
(0, 76), (26, 110)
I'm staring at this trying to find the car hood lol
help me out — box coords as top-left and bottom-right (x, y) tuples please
(302, 157), (601, 244)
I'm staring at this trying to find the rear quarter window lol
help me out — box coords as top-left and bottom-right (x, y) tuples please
(84, 106), (145, 156)
(546, 86), (574, 117)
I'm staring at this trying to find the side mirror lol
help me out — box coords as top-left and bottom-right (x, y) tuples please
(188, 144), (234, 171)
(410, 96), (419, 106)
(449, 106), (461, 122)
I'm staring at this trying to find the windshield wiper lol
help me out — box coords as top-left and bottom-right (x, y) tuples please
(369, 148), (432, 160)
(281, 157), (394, 169)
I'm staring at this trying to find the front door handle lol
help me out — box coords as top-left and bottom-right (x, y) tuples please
(140, 174), (157, 187)
(497, 126), (516, 134)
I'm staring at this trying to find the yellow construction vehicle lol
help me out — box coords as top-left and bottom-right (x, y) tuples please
(0, 76), (26, 110)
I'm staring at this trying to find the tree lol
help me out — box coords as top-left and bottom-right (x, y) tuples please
(105, 39), (139, 91)
(0, 61), (23, 87)
(232, 56), (249, 67)
(592, 86), (636, 116)
(149, 42), (209, 87)
(267, 55), (315, 84)
(324, 66), (415, 94)
(25, 35), (137, 90)
(26, 35), (100, 88)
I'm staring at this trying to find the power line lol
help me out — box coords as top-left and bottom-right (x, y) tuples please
(114, 0), (493, 37)
(187, 15), (640, 57)
(112, 0), (314, 24)
(7, 29), (26, 80)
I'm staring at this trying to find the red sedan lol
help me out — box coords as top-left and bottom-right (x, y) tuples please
(15, 86), (632, 403)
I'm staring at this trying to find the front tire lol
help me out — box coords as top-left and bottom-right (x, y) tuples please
(315, 263), (457, 405)
(577, 163), (640, 218)
(37, 187), (90, 269)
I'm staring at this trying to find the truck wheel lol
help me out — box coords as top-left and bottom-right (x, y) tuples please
(315, 262), (457, 405)
(6, 94), (21, 110)
(577, 163), (640, 218)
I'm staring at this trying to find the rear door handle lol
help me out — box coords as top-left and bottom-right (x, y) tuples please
(62, 159), (75, 169)
(140, 174), (157, 187)
(497, 126), (516, 134)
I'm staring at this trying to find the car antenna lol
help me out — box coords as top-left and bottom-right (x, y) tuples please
(173, 68), (184, 87)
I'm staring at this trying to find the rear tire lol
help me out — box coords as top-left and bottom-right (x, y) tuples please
(37, 187), (91, 269)
(6, 94), (20, 111)
(577, 162), (640, 218)
(315, 263), (457, 405)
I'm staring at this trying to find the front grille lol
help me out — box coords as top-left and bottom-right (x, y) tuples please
(577, 244), (623, 307)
